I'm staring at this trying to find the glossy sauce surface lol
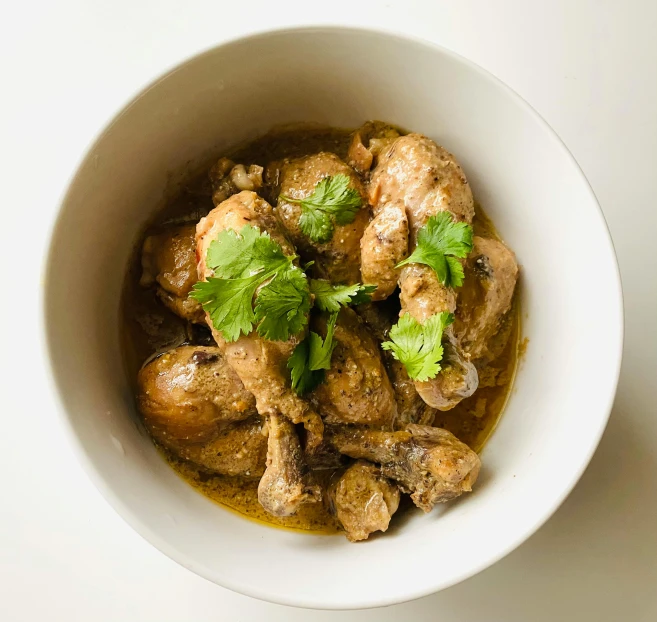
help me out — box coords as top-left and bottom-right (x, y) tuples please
(121, 126), (520, 534)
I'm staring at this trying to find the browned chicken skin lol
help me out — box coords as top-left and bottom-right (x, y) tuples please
(360, 201), (409, 301)
(398, 263), (456, 321)
(258, 415), (321, 516)
(369, 134), (479, 410)
(140, 224), (205, 323)
(311, 308), (397, 428)
(136, 346), (266, 477)
(386, 357), (437, 427)
(328, 461), (400, 542)
(303, 437), (346, 471)
(178, 416), (268, 478)
(455, 236), (519, 362)
(137, 345), (257, 448)
(328, 424), (481, 512)
(369, 133), (475, 235)
(273, 152), (369, 284)
(195, 191), (323, 442)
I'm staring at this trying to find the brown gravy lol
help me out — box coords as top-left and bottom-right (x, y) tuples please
(121, 125), (520, 534)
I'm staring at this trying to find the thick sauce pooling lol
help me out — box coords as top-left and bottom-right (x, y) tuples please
(121, 126), (520, 534)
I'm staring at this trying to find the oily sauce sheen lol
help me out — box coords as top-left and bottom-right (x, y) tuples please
(121, 126), (520, 534)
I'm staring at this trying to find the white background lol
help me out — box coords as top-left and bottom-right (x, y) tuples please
(1, 1), (656, 620)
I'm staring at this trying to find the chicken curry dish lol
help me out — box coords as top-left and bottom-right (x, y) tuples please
(122, 122), (520, 541)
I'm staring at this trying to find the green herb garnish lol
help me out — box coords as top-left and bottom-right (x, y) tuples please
(287, 312), (339, 395)
(280, 174), (362, 243)
(309, 279), (376, 313)
(381, 312), (454, 381)
(397, 212), (473, 288)
(190, 225), (310, 342)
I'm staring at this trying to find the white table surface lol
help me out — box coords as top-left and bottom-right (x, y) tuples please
(2, 1), (656, 620)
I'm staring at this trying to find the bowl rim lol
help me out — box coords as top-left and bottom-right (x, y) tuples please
(41, 24), (624, 610)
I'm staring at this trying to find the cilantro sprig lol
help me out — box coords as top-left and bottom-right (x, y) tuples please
(287, 280), (375, 395)
(287, 312), (338, 395)
(309, 279), (377, 313)
(190, 225), (310, 342)
(382, 312), (454, 381)
(397, 212), (473, 288)
(254, 266), (311, 340)
(279, 174), (362, 244)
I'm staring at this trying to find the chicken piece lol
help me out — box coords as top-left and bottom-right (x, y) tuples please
(310, 308), (396, 428)
(369, 133), (475, 234)
(347, 132), (373, 175)
(455, 236), (519, 361)
(218, 333), (324, 438)
(140, 224), (205, 323)
(360, 201), (409, 301)
(196, 190), (292, 275)
(398, 265), (478, 410)
(209, 157), (264, 206)
(304, 438), (346, 471)
(177, 416), (268, 478)
(370, 134), (479, 410)
(137, 346), (265, 477)
(347, 121), (401, 174)
(398, 263), (457, 321)
(420, 334), (479, 411)
(328, 461), (400, 542)
(196, 191), (323, 442)
(355, 302), (436, 427)
(328, 424), (481, 512)
(387, 358), (437, 427)
(137, 346), (257, 449)
(257, 415), (321, 516)
(273, 152), (369, 284)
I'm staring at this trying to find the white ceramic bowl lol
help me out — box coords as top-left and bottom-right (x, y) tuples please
(43, 27), (623, 609)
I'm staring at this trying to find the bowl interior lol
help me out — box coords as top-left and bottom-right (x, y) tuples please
(44, 28), (622, 609)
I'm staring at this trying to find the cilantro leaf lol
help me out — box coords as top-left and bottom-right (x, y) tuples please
(287, 312), (339, 395)
(189, 275), (260, 342)
(381, 312), (454, 381)
(309, 280), (377, 313)
(190, 224), (309, 342)
(254, 266), (310, 341)
(287, 339), (325, 395)
(349, 284), (378, 305)
(397, 212), (473, 288)
(280, 174), (362, 243)
(286, 278), (376, 395)
(446, 256), (465, 288)
(298, 208), (334, 244)
(307, 312), (338, 371)
(299, 175), (362, 218)
(206, 225), (287, 278)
